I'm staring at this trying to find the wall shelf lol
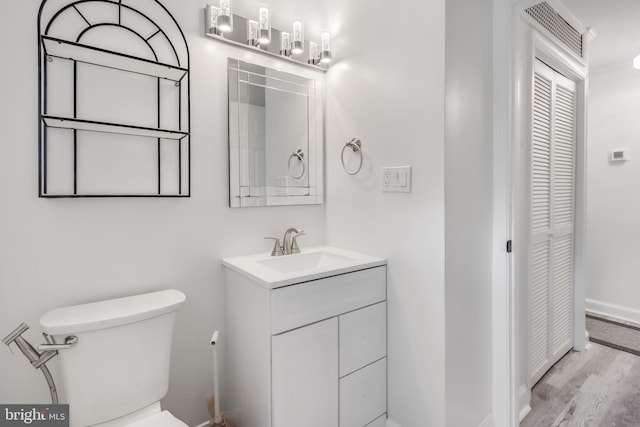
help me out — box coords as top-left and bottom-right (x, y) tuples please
(42, 36), (188, 82)
(42, 116), (189, 140)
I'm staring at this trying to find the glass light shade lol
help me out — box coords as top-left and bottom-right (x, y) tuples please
(280, 31), (291, 56)
(206, 5), (220, 35)
(308, 41), (318, 65)
(292, 20), (304, 54)
(217, 0), (233, 32)
(247, 20), (258, 46)
(634, 54), (640, 70)
(320, 31), (332, 64)
(258, 6), (271, 45)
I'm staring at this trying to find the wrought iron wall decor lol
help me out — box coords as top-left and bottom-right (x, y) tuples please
(38, 0), (191, 197)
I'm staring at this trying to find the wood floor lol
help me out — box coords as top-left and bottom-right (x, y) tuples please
(521, 342), (640, 427)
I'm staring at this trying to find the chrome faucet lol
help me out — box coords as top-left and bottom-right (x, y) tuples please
(265, 227), (305, 256)
(283, 227), (304, 255)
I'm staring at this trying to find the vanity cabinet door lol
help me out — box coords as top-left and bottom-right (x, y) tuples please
(272, 317), (339, 427)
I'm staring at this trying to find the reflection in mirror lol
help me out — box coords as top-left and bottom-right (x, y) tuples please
(228, 59), (323, 207)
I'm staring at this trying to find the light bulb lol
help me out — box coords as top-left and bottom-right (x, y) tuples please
(258, 6), (270, 45)
(292, 20), (304, 55)
(206, 5), (220, 35)
(308, 41), (318, 65)
(217, 0), (232, 33)
(634, 54), (640, 70)
(247, 20), (258, 46)
(320, 31), (332, 64)
(280, 32), (291, 56)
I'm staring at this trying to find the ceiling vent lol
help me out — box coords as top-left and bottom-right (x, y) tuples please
(525, 2), (583, 58)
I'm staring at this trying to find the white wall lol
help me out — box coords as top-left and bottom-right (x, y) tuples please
(444, 0), (494, 425)
(0, 1), (325, 425)
(586, 65), (640, 323)
(323, 0), (447, 426)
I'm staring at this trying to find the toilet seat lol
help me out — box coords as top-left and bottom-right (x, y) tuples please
(126, 411), (187, 427)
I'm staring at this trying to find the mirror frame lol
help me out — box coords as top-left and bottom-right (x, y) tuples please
(227, 58), (324, 208)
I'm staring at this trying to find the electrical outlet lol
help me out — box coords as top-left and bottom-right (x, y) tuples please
(383, 169), (393, 190)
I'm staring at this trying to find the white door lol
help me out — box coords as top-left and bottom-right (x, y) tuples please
(529, 59), (577, 385)
(272, 317), (339, 427)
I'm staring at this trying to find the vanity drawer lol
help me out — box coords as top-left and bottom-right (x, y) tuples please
(340, 358), (387, 427)
(271, 266), (386, 334)
(339, 302), (387, 377)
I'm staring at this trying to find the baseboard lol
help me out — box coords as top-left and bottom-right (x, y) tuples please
(519, 404), (532, 422)
(386, 418), (402, 427)
(584, 330), (592, 351)
(518, 384), (531, 422)
(199, 416), (400, 427)
(586, 299), (640, 328)
(478, 412), (494, 427)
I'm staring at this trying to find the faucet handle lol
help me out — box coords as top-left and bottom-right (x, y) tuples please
(291, 232), (305, 254)
(264, 237), (284, 256)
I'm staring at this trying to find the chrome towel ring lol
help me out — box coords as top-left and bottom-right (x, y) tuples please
(288, 149), (306, 179)
(341, 138), (363, 175)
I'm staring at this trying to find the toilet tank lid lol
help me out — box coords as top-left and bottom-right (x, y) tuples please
(40, 290), (186, 335)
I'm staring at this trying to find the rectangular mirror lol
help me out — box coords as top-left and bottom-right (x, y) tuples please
(228, 58), (324, 207)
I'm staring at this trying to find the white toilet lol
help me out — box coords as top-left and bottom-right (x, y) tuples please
(39, 289), (187, 427)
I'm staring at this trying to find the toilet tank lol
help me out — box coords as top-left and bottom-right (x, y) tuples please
(40, 290), (186, 427)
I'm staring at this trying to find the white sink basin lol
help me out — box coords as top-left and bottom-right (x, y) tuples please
(222, 246), (386, 288)
(257, 251), (356, 274)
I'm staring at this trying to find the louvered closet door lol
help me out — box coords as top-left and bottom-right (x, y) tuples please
(529, 60), (577, 385)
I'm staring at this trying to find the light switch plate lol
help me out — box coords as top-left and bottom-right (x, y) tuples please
(382, 166), (411, 193)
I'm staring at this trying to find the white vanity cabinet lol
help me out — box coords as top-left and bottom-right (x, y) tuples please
(223, 249), (387, 427)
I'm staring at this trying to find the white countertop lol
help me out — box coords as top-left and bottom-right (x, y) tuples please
(221, 245), (387, 288)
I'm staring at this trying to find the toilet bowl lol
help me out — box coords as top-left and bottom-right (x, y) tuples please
(40, 290), (187, 427)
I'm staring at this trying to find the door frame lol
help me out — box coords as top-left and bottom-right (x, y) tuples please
(492, 1), (590, 425)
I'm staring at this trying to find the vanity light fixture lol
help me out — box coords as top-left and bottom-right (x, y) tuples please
(280, 32), (291, 57)
(308, 41), (318, 65)
(320, 31), (332, 64)
(634, 54), (640, 70)
(217, 0), (233, 33)
(206, 5), (221, 36)
(247, 20), (258, 46)
(258, 6), (271, 45)
(203, 6), (332, 69)
(292, 20), (304, 55)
